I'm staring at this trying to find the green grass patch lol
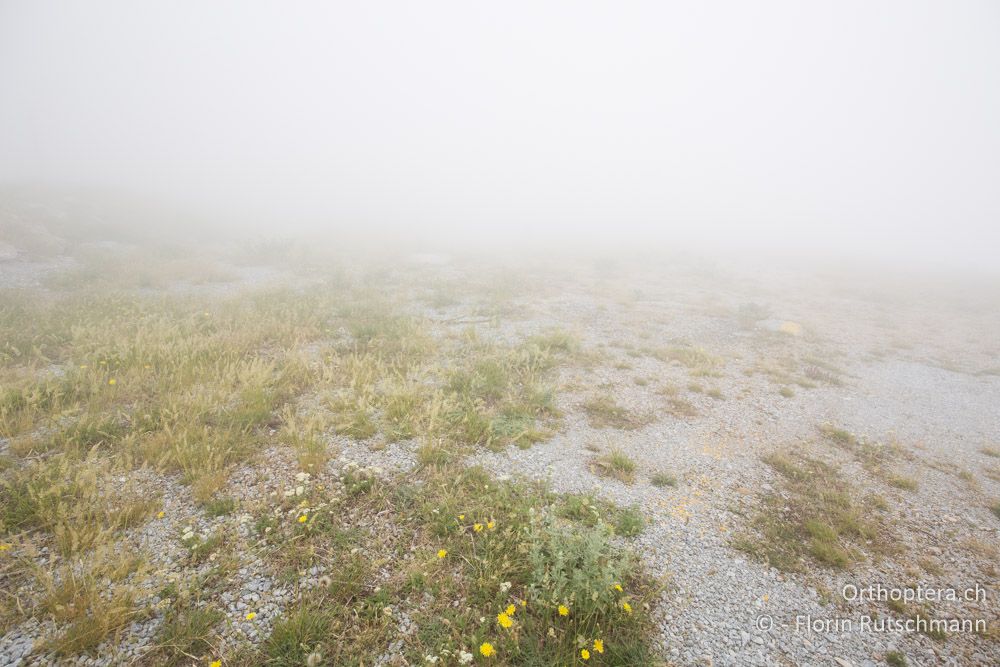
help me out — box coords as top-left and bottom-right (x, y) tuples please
(650, 472), (678, 488)
(734, 450), (893, 571)
(583, 396), (653, 430)
(591, 449), (638, 484)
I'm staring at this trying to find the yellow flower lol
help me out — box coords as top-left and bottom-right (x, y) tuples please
(613, 583), (623, 593)
(621, 601), (632, 614)
(497, 612), (513, 629)
(486, 520), (495, 530)
(558, 604), (569, 617)
(593, 639), (604, 654)
(437, 549), (447, 558)
(581, 648), (590, 660)
(0, 544), (10, 553)
(245, 612), (256, 621)
(520, 599), (526, 607)
(210, 661), (221, 667)
(156, 511), (165, 519)
(505, 604), (516, 616)
(457, 514), (465, 521)
(473, 523), (483, 532)
(108, 378), (117, 385)
(297, 514), (308, 523)
(480, 642), (495, 657)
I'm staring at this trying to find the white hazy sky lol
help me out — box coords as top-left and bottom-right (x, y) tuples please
(1, 1), (999, 265)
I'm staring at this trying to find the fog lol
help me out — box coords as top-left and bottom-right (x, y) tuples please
(2, 1), (999, 268)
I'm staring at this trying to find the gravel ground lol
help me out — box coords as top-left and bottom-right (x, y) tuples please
(465, 262), (1000, 666)
(2, 255), (998, 666)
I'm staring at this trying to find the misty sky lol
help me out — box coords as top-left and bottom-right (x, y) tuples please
(2, 1), (999, 265)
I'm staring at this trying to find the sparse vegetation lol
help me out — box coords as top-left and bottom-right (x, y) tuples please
(818, 423), (857, 447)
(888, 475), (918, 491)
(242, 464), (656, 664)
(655, 345), (723, 376)
(156, 606), (224, 665)
(0, 268), (658, 665)
(650, 472), (678, 488)
(1, 229), (993, 665)
(818, 423), (917, 491)
(750, 355), (843, 390)
(592, 449), (638, 484)
(734, 450), (893, 571)
(583, 396), (652, 430)
(615, 506), (646, 537)
(665, 396), (699, 418)
(886, 650), (908, 666)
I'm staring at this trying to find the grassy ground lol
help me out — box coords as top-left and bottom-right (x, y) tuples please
(733, 447), (896, 572)
(0, 260), (660, 665)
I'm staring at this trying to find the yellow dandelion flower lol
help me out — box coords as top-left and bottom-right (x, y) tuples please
(297, 514), (308, 523)
(613, 583), (623, 592)
(245, 612), (256, 621)
(622, 601), (632, 614)
(437, 549), (447, 558)
(480, 642), (495, 657)
(0, 544), (10, 553)
(108, 378), (117, 385)
(593, 639), (604, 654)
(458, 514), (465, 521)
(558, 604), (569, 617)
(520, 599), (526, 607)
(497, 612), (513, 629)
(487, 520), (495, 530)
(210, 661), (221, 667)
(505, 604), (516, 616)
(473, 523), (483, 532)
(581, 648), (590, 660)
(157, 511), (165, 519)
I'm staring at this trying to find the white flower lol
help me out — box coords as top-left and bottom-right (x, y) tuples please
(499, 581), (512, 593)
(424, 657), (439, 665)
(295, 485), (305, 496)
(458, 651), (473, 665)
(295, 472), (310, 482)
